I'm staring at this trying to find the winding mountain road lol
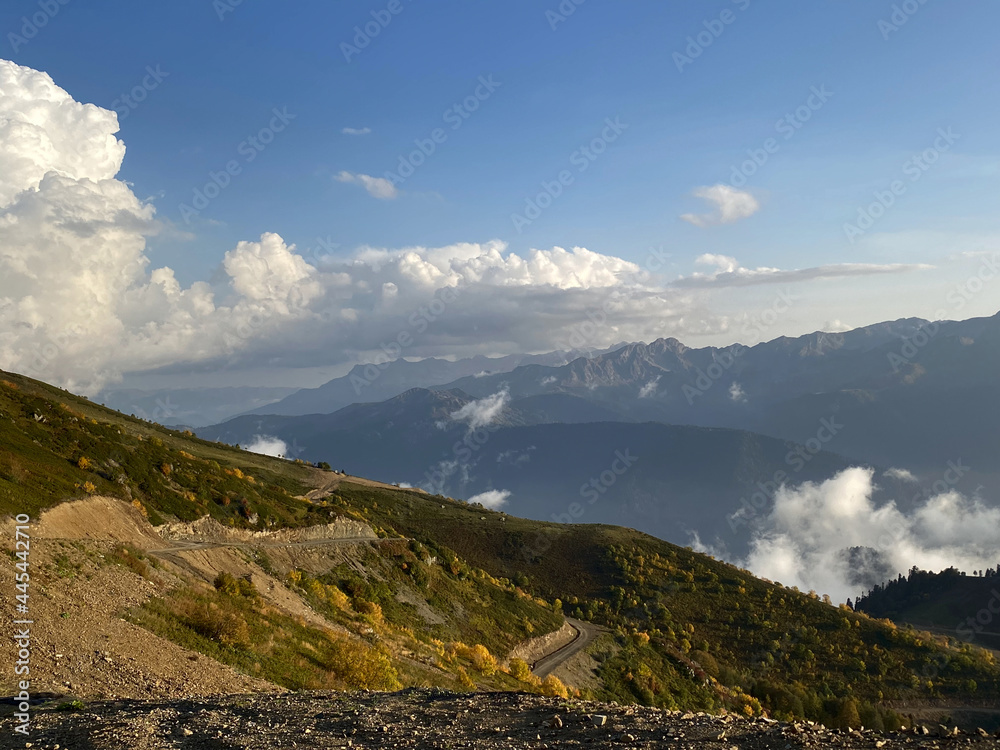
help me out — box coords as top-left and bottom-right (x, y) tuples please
(145, 536), (380, 555)
(532, 618), (606, 678)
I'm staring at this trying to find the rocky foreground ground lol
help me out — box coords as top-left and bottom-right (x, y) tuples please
(3, 689), (1000, 750)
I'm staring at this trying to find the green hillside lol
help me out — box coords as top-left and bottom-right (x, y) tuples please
(856, 566), (1000, 651)
(1, 368), (998, 730)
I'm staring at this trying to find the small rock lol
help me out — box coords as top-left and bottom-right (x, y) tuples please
(591, 714), (607, 728)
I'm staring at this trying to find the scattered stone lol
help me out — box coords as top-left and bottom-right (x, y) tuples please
(17, 690), (1000, 749)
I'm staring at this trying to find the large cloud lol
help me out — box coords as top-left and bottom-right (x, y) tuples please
(0, 59), (718, 394)
(2, 58), (935, 396)
(708, 468), (1000, 603)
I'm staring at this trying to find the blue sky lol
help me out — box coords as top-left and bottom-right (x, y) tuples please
(2, 0), (999, 389)
(6, 0), (996, 276)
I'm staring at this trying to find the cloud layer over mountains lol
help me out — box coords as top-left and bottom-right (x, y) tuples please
(709, 467), (1000, 603)
(0, 59), (937, 394)
(0, 60), (711, 393)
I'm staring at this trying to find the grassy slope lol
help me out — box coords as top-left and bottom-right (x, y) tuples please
(856, 567), (1000, 651)
(330, 482), (1000, 724)
(2, 368), (999, 727)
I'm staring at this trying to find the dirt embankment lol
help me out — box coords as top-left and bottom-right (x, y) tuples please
(12, 495), (164, 546)
(0, 496), (384, 701)
(0, 497), (280, 701)
(506, 620), (576, 666)
(160, 514), (376, 546)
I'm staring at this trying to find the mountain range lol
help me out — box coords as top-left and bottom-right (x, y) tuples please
(201, 312), (1000, 559)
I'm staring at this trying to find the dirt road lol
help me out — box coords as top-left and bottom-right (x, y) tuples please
(146, 536), (380, 555)
(532, 618), (606, 678)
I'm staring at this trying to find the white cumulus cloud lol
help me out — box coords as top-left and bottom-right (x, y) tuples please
(884, 467), (918, 483)
(334, 170), (398, 199)
(467, 489), (511, 510)
(341, 127), (371, 136)
(680, 184), (760, 227)
(717, 468), (1000, 603)
(245, 435), (288, 457)
(0, 59), (762, 394)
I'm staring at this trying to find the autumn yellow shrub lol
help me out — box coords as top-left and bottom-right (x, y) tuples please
(323, 635), (401, 691)
(185, 602), (250, 648)
(509, 658), (533, 683)
(540, 674), (569, 698)
(354, 599), (383, 620)
(456, 666), (475, 689)
(469, 644), (498, 675)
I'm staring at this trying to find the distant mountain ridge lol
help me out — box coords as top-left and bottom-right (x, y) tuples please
(202, 311), (1000, 554)
(97, 385), (299, 427)
(243, 345), (631, 417)
(423, 313), (1000, 487)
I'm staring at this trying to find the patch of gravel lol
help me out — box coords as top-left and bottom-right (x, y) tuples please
(9, 689), (1000, 749)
